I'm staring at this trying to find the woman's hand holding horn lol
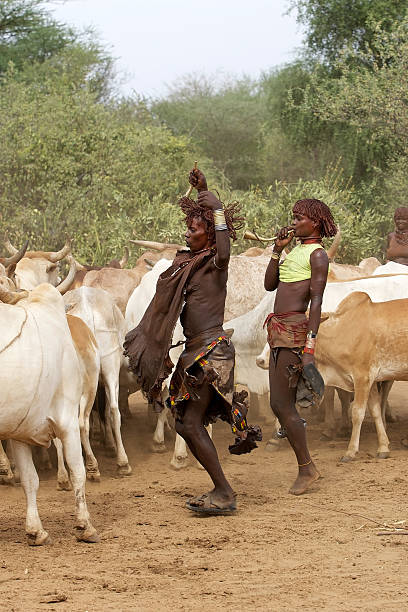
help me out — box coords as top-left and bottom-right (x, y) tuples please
(273, 226), (295, 253)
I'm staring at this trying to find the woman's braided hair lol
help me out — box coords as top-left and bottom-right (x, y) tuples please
(394, 207), (408, 220)
(178, 196), (244, 243)
(292, 199), (337, 238)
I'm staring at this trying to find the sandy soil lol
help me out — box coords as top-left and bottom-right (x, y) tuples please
(1, 384), (408, 612)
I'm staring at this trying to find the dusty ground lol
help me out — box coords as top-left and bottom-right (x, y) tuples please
(1, 384), (408, 612)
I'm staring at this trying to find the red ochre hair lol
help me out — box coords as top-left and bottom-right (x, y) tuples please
(293, 199), (337, 238)
(394, 207), (408, 220)
(178, 196), (244, 243)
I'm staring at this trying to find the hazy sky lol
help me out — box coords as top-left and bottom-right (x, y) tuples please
(50, 0), (304, 98)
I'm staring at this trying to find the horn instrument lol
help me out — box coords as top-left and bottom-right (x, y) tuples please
(243, 229), (295, 244)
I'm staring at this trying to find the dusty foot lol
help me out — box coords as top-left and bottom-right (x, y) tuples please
(151, 441), (167, 453)
(170, 455), (189, 470)
(57, 478), (73, 491)
(289, 463), (321, 496)
(117, 463), (132, 476)
(187, 488), (236, 513)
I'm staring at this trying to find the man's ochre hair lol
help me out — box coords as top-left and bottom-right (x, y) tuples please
(292, 199), (337, 238)
(178, 196), (244, 244)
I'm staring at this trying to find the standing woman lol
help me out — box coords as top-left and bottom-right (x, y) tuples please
(264, 199), (337, 495)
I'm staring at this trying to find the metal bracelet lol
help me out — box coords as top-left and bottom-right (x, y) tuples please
(305, 337), (316, 350)
(270, 252), (280, 260)
(215, 223), (228, 231)
(213, 209), (226, 226)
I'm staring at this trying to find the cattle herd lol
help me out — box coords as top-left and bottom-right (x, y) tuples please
(1, 234), (408, 546)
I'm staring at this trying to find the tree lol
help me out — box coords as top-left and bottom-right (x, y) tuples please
(0, 59), (220, 263)
(152, 73), (267, 190)
(301, 20), (408, 158)
(297, 17), (408, 221)
(0, 1), (115, 99)
(288, 0), (408, 67)
(0, 0), (75, 72)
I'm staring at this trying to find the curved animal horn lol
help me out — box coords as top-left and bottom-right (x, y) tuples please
(72, 257), (86, 271)
(0, 287), (29, 304)
(55, 256), (77, 294)
(119, 246), (129, 268)
(4, 235), (18, 256)
(130, 239), (182, 251)
(1, 240), (29, 267)
(326, 225), (341, 261)
(49, 238), (71, 263)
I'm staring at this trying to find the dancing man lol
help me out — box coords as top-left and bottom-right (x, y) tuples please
(264, 199), (337, 495)
(124, 167), (261, 514)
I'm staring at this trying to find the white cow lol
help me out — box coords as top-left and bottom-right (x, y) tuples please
(63, 286), (131, 476)
(124, 255), (273, 468)
(124, 259), (189, 468)
(372, 261), (408, 275)
(53, 314), (100, 489)
(0, 284), (98, 545)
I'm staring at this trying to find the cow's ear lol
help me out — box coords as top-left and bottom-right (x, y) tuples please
(320, 312), (330, 323)
(144, 258), (155, 269)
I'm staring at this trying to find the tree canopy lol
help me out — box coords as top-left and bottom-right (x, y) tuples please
(0, 0), (406, 264)
(288, 0), (408, 66)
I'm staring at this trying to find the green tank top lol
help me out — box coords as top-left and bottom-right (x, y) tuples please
(279, 243), (324, 283)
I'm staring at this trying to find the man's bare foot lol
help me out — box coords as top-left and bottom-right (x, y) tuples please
(289, 463), (320, 495)
(188, 487), (236, 510)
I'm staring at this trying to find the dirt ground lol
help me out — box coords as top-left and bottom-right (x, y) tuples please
(1, 384), (408, 612)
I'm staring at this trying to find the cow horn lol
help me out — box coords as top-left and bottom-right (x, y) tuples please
(49, 238), (72, 263)
(73, 257), (86, 271)
(56, 256), (77, 294)
(130, 239), (182, 251)
(1, 240), (29, 267)
(0, 288), (29, 304)
(3, 235), (19, 256)
(326, 226), (341, 261)
(119, 246), (129, 268)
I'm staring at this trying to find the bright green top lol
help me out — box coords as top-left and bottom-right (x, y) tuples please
(279, 243), (324, 283)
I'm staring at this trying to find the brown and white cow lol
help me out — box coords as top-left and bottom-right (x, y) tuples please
(70, 247), (130, 290)
(315, 292), (408, 461)
(5, 237), (71, 290)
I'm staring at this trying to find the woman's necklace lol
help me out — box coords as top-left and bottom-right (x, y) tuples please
(301, 237), (322, 245)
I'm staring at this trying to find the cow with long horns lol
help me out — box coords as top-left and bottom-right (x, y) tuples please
(5, 237), (72, 290)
